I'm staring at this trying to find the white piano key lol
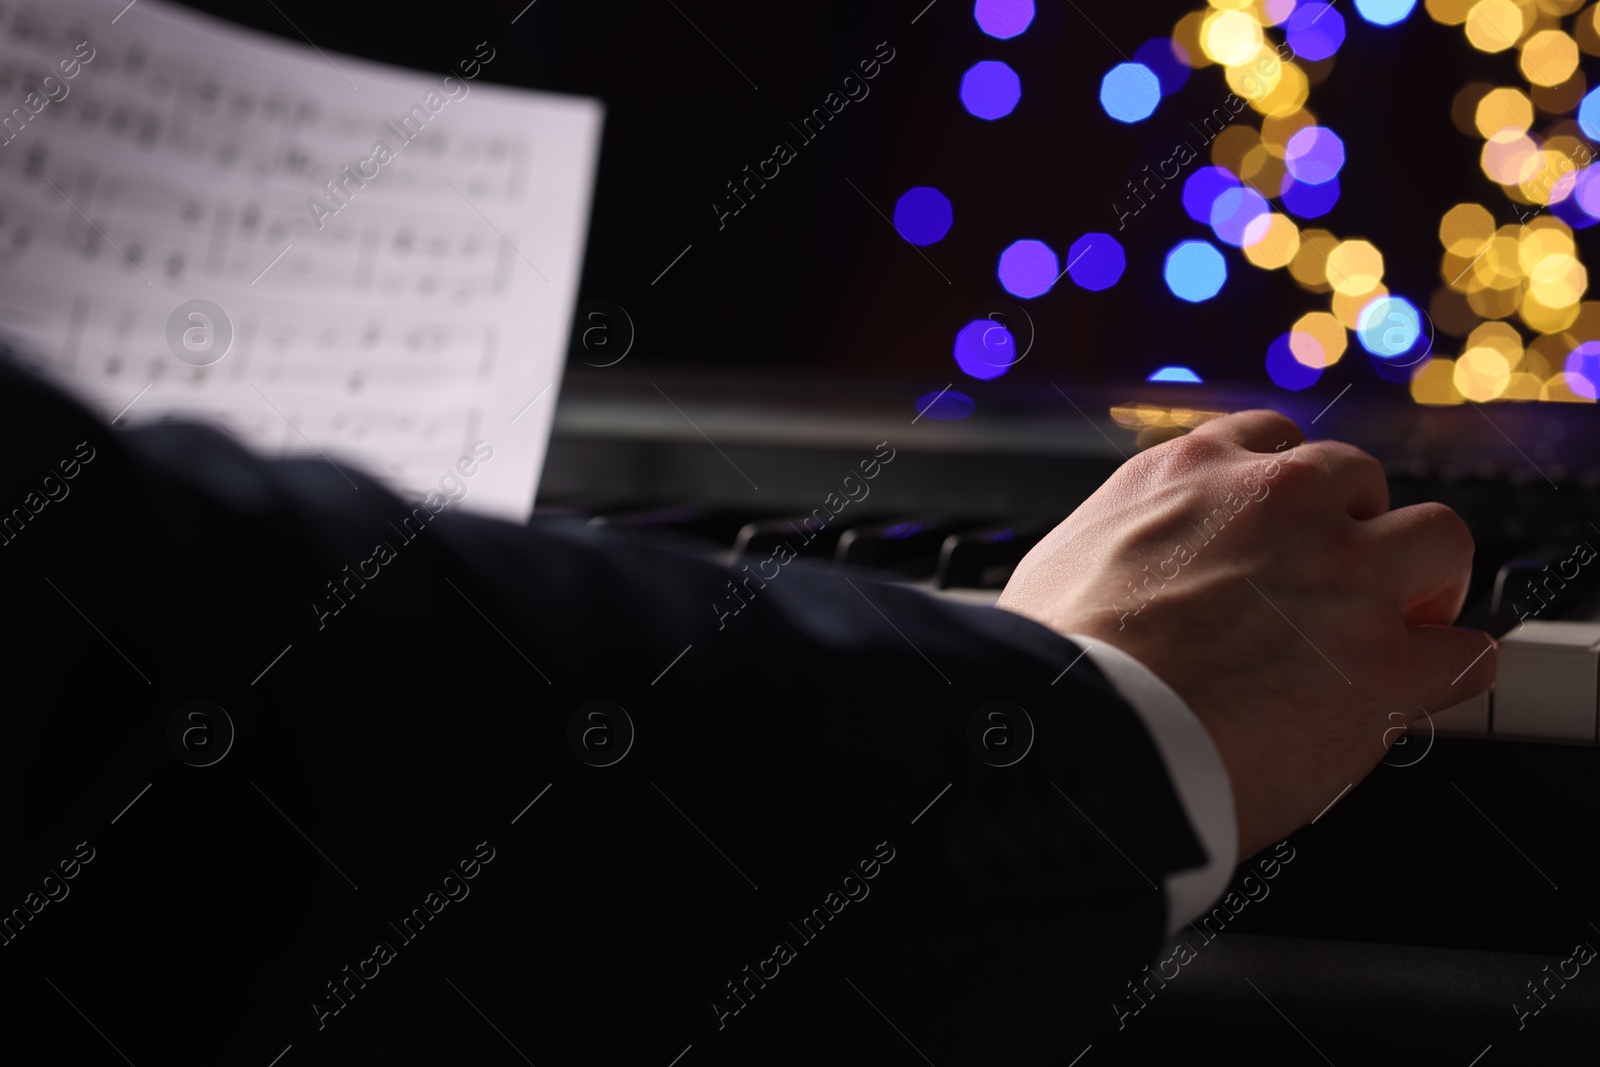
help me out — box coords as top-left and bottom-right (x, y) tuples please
(1490, 621), (1600, 743)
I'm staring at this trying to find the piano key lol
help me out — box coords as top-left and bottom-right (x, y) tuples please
(732, 514), (867, 561)
(1490, 621), (1600, 743)
(588, 503), (773, 548)
(1491, 541), (1600, 632)
(934, 518), (1054, 590)
(836, 516), (982, 579)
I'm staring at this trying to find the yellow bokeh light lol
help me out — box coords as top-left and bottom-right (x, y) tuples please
(1467, 283), (1522, 319)
(1333, 284), (1388, 329)
(1173, 12), (1215, 67)
(1210, 125), (1260, 173)
(1250, 61), (1309, 117)
(1226, 43), (1285, 100)
(1465, 0), (1527, 53)
(1520, 30), (1580, 85)
(1518, 149), (1579, 204)
(1244, 213), (1301, 269)
(1203, 9), (1265, 65)
(1521, 290), (1583, 332)
(1240, 143), (1289, 192)
(1525, 333), (1567, 377)
(1207, 0), (1256, 9)
(1426, 0), (1477, 24)
(1465, 321), (1525, 368)
(1455, 346), (1513, 399)
(1517, 218), (1576, 271)
(1439, 203), (1497, 256)
(1289, 229), (1340, 292)
(1542, 372), (1598, 401)
(1474, 233), (1525, 289)
(1474, 87), (1533, 136)
(1578, 4), (1600, 56)
(1289, 311), (1347, 368)
(1481, 129), (1542, 185)
(1326, 239), (1384, 296)
(1501, 371), (1545, 399)
(1412, 359), (1465, 404)
(1535, 0), (1586, 16)
(1560, 300), (1600, 343)
(1527, 253), (1588, 306)
(1261, 109), (1317, 157)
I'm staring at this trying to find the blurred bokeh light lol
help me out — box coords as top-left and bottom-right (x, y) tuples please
(960, 60), (1022, 119)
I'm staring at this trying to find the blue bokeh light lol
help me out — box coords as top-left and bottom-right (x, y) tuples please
(1266, 333), (1323, 390)
(1285, 3), (1345, 60)
(1556, 171), (1600, 229)
(997, 239), (1059, 298)
(1353, 0), (1416, 26)
(893, 187), (954, 245)
(1183, 166), (1240, 225)
(1100, 63), (1162, 123)
(1551, 189), (1600, 229)
(1280, 174), (1341, 218)
(954, 320), (1016, 380)
(974, 0), (1035, 39)
(961, 61), (1022, 120)
(1148, 366), (1203, 383)
(1164, 240), (1227, 302)
(1356, 296), (1422, 358)
(1566, 341), (1600, 399)
(1580, 88), (1600, 142)
(1066, 233), (1126, 291)
(1209, 187), (1272, 247)
(1133, 38), (1189, 96)
(1284, 127), (1345, 184)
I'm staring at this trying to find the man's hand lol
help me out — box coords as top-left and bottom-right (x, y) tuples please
(996, 409), (1496, 861)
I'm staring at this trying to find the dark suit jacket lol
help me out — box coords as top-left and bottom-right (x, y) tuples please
(0, 357), (1208, 1065)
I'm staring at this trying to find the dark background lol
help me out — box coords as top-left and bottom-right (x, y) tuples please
(169, 0), (1543, 392)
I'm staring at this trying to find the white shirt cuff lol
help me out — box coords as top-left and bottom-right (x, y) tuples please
(1064, 633), (1238, 936)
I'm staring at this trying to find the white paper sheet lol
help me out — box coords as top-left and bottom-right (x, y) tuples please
(0, 0), (602, 519)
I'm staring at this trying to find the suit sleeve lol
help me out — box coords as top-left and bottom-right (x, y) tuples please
(0, 357), (1223, 1065)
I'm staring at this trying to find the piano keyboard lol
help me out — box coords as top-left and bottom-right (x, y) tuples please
(537, 498), (1600, 746)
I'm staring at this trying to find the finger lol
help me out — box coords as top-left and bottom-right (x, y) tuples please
(1366, 502), (1474, 625)
(1189, 409), (1305, 454)
(1408, 625), (1498, 711)
(1296, 439), (1389, 520)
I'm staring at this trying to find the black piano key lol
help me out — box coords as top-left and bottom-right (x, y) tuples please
(836, 516), (981, 578)
(588, 504), (773, 549)
(934, 518), (1055, 589)
(1492, 540), (1600, 631)
(733, 515), (867, 560)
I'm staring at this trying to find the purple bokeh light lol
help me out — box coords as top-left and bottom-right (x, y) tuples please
(960, 61), (1022, 120)
(1133, 38), (1189, 96)
(1183, 166), (1240, 224)
(1066, 233), (1126, 291)
(1567, 341), (1600, 399)
(1209, 187), (1272, 247)
(954, 319), (1016, 380)
(1286, 3), (1346, 61)
(893, 187), (954, 245)
(997, 238), (1059, 298)
(974, 0), (1035, 39)
(1280, 174), (1341, 218)
(1284, 127), (1345, 184)
(1266, 332), (1323, 390)
(1553, 176), (1600, 229)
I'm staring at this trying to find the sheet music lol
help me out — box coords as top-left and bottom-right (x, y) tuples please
(0, 0), (602, 519)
